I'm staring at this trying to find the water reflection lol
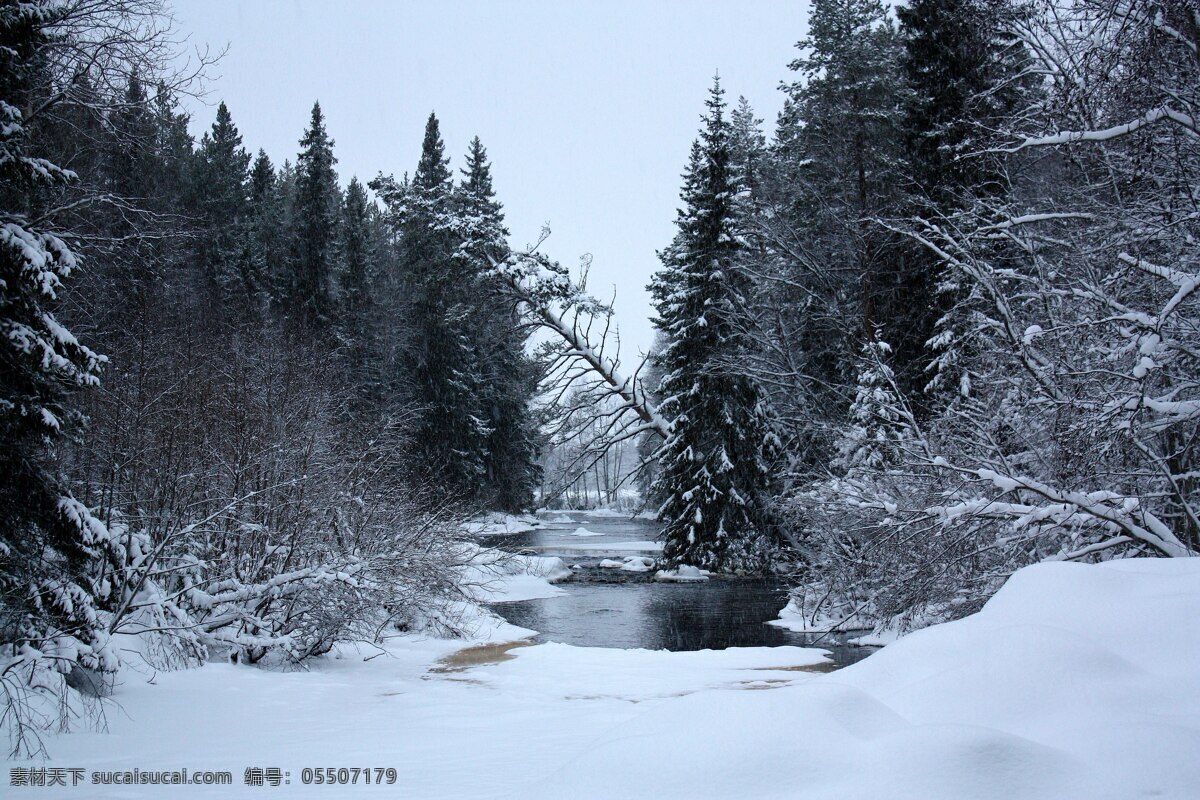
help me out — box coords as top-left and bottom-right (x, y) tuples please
(493, 580), (877, 667)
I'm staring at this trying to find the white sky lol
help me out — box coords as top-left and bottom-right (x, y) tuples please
(170, 0), (811, 356)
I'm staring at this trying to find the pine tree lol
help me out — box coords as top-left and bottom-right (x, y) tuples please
(195, 101), (252, 306)
(0, 0), (114, 685)
(287, 101), (339, 326)
(337, 176), (384, 405)
(833, 338), (911, 470)
(247, 149), (284, 307)
(777, 0), (906, 335)
(400, 113), (489, 501)
(896, 0), (1035, 401)
(649, 79), (777, 572)
(457, 136), (539, 511)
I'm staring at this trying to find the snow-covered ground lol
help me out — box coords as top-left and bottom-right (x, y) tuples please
(11, 558), (1200, 799)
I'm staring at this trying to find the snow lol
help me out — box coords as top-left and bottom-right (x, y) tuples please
(847, 628), (903, 647)
(567, 526), (604, 537)
(654, 564), (710, 582)
(455, 544), (571, 603)
(462, 512), (541, 536)
(573, 508), (629, 518)
(556, 539), (663, 552)
(12, 558), (1200, 799)
(598, 555), (656, 572)
(768, 598), (873, 633)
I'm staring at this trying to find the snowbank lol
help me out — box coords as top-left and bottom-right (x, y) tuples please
(455, 543), (572, 603)
(544, 558), (1200, 799)
(769, 596), (876, 633)
(568, 526), (604, 537)
(13, 558), (1200, 800)
(574, 508), (628, 518)
(462, 512), (541, 536)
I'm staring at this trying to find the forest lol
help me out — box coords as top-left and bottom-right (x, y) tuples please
(2, 0), (1199, 795)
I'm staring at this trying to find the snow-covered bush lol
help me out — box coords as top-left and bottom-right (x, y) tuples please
(786, 0), (1200, 635)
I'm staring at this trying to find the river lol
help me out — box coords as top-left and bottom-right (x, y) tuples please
(486, 510), (879, 669)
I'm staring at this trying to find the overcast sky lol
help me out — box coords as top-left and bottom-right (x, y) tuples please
(170, 0), (811, 356)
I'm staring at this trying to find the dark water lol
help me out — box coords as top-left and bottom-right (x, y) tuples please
(487, 511), (879, 669)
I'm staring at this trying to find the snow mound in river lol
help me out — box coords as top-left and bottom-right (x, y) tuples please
(598, 555), (655, 572)
(654, 564), (710, 582)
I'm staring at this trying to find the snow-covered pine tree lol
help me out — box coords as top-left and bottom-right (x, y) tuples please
(896, 0), (1035, 403)
(649, 78), (777, 573)
(0, 0), (116, 704)
(456, 136), (540, 511)
(833, 338), (912, 471)
(399, 113), (489, 502)
(751, 0), (906, 472)
(287, 101), (339, 326)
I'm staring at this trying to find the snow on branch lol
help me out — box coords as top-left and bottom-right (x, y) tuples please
(484, 245), (669, 441)
(1001, 106), (1198, 153)
(926, 458), (1193, 558)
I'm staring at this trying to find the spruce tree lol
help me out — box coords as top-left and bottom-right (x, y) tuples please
(457, 136), (539, 511)
(401, 113), (489, 502)
(728, 95), (767, 219)
(759, 0), (907, 471)
(0, 0), (113, 682)
(150, 83), (195, 215)
(340, 176), (374, 323)
(195, 101), (252, 306)
(896, 0), (1034, 401)
(287, 101), (339, 326)
(247, 149), (284, 307)
(899, 0), (1028, 206)
(648, 79), (777, 572)
(337, 176), (384, 405)
(108, 73), (156, 204)
(89, 73), (164, 323)
(833, 338), (911, 471)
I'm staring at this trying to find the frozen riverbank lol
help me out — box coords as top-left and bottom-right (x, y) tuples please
(9, 557), (1200, 798)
